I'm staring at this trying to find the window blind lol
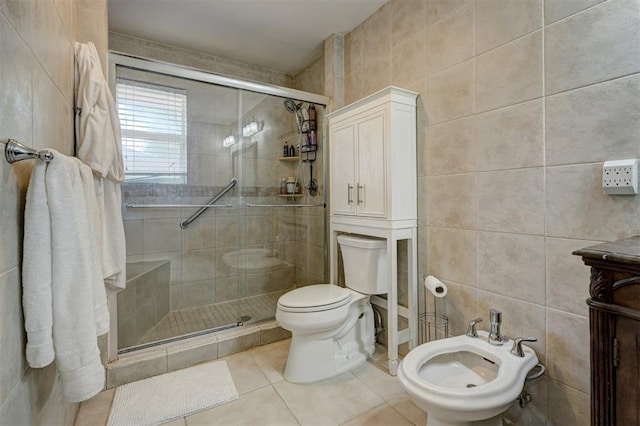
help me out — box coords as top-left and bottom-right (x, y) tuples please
(116, 78), (187, 183)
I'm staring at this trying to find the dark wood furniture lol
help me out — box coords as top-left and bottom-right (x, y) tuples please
(574, 236), (640, 426)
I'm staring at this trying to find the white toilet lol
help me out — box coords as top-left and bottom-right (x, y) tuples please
(276, 234), (387, 383)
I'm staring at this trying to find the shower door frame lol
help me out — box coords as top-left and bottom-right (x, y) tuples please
(107, 51), (329, 362)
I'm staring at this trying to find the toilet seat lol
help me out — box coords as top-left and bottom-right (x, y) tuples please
(278, 284), (352, 313)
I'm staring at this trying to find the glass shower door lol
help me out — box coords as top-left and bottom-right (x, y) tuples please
(116, 64), (243, 351)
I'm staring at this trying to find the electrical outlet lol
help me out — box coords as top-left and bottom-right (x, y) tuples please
(602, 159), (638, 195)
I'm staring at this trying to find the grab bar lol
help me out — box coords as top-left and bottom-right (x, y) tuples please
(126, 203), (233, 209)
(180, 178), (238, 229)
(245, 203), (325, 208)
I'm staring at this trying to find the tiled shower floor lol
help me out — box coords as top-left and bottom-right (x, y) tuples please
(137, 290), (288, 345)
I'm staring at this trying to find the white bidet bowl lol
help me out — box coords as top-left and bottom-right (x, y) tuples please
(397, 331), (538, 426)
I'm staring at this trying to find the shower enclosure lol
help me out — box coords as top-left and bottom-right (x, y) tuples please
(108, 53), (328, 354)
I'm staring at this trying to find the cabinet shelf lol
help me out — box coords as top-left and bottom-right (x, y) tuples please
(277, 156), (300, 162)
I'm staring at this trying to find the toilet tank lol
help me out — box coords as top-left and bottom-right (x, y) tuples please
(337, 234), (387, 295)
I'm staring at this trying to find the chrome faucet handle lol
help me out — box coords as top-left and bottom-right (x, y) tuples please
(490, 309), (502, 324)
(465, 318), (483, 338)
(511, 337), (538, 357)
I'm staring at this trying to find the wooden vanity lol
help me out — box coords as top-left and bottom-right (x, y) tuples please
(574, 236), (640, 426)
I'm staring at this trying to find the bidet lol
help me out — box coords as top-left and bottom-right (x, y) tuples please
(397, 331), (539, 426)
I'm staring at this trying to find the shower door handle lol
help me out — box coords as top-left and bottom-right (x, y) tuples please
(347, 184), (354, 204)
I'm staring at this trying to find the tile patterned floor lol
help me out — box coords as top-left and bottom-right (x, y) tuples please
(75, 339), (426, 426)
(138, 291), (287, 345)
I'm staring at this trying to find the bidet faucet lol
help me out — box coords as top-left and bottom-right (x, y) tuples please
(465, 317), (483, 338)
(488, 309), (507, 346)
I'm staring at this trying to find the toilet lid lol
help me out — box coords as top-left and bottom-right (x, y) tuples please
(278, 284), (352, 312)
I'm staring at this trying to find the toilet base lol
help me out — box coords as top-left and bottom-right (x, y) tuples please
(282, 299), (376, 383)
(427, 414), (503, 426)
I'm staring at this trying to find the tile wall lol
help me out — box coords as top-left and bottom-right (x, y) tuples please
(343, 0), (640, 424)
(0, 0), (108, 423)
(109, 32), (295, 89)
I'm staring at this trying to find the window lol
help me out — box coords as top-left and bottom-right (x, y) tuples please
(116, 78), (187, 183)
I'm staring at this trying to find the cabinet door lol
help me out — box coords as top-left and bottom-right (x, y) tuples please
(615, 316), (640, 425)
(356, 111), (386, 217)
(331, 123), (356, 215)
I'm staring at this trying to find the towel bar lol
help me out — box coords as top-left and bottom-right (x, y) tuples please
(3, 139), (54, 164)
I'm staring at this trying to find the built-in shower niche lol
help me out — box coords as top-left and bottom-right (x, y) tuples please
(117, 260), (171, 349)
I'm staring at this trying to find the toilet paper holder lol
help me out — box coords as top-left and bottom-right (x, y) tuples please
(419, 275), (449, 344)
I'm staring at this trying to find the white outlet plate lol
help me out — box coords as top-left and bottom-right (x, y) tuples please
(602, 159), (638, 195)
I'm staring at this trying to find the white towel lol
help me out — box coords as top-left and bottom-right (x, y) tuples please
(22, 152), (109, 402)
(75, 41), (126, 289)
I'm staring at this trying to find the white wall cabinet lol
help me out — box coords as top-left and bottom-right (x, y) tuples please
(328, 87), (418, 375)
(329, 87), (417, 226)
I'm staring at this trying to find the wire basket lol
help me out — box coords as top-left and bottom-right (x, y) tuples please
(419, 312), (449, 344)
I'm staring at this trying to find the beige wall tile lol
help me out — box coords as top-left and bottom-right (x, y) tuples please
(31, 0), (74, 102)
(476, 31), (543, 112)
(546, 75), (640, 165)
(0, 375), (33, 425)
(547, 238), (601, 317)
(426, 59), (475, 124)
(143, 219), (182, 253)
(33, 63), (74, 155)
(0, 13), (33, 146)
(475, 100), (543, 171)
(427, 2), (474, 75)
(477, 232), (546, 305)
(476, 0), (542, 54)
(545, 0), (640, 95)
(344, 26), (363, 78)
(546, 309), (589, 393)
(123, 220), (143, 255)
(545, 0), (604, 23)
(547, 379), (591, 425)
(0, 269), (26, 406)
(427, 116), (475, 175)
(547, 164), (640, 241)
(477, 290), (546, 360)
(391, 30), (427, 87)
(428, 227), (477, 285)
(427, 174), (476, 228)
(426, 0), (471, 26)
(477, 168), (545, 234)
(362, 58), (391, 98)
(442, 280), (477, 336)
(182, 217), (216, 251)
(363, 3), (391, 70)
(417, 176), (428, 227)
(391, 0), (428, 47)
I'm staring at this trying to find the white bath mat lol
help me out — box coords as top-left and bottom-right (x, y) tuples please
(107, 360), (238, 426)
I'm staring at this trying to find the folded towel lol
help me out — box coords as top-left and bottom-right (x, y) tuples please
(22, 151), (109, 402)
(75, 41), (126, 290)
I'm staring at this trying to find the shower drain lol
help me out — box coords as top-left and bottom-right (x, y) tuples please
(466, 383), (477, 388)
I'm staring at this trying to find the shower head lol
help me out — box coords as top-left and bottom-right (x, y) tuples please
(284, 99), (301, 114)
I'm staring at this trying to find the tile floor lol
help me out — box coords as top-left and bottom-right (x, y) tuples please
(137, 291), (287, 345)
(76, 339), (426, 425)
